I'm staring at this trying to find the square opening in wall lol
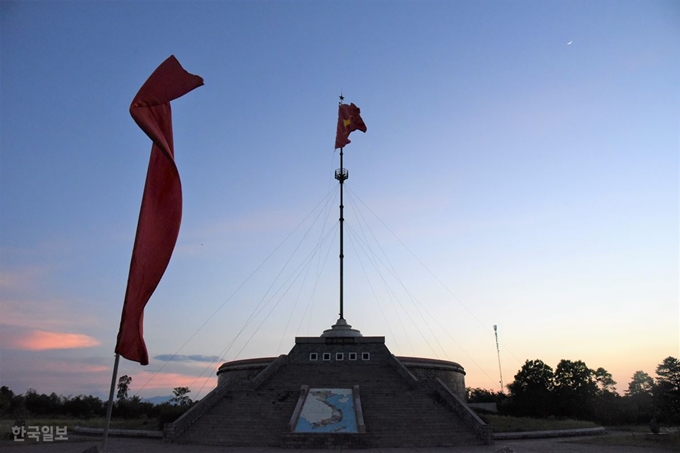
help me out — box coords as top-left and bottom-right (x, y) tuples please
(349, 352), (357, 361)
(361, 352), (370, 361)
(309, 352), (318, 361)
(336, 352), (344, 361)
(322, 352), (331, 361)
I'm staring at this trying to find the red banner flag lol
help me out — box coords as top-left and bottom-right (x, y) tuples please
(335, 103), (367, 149)
(115, 56), (203, 365)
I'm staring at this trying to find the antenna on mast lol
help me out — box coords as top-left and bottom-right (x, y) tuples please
(494, 325), (504, 393)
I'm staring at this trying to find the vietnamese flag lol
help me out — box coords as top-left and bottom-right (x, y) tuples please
(115, 56), (203, 365)
(335, 103), (367, 149)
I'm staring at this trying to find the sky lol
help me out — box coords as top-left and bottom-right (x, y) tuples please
(0, 0), (678, 400)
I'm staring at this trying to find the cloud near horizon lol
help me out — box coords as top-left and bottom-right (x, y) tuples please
(153, 354), (221, 363)
(3, 328), (100, 350)
(130, 371), (216, 391)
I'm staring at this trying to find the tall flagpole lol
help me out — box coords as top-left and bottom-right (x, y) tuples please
(323, 95), (364, 337)
(336, 95), (348, 320)
(338, 147), (346, 320)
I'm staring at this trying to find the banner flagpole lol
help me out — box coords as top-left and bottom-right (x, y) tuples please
(102, 55), (203, 451)
(102, 353), (120, 451)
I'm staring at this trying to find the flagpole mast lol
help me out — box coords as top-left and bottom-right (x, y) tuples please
(336, 95), (347, 320)
(102, 352), (120, 451)
(337, 147), (346, 320)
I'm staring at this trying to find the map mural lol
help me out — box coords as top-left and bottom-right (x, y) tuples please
(294, 388), (358, 433)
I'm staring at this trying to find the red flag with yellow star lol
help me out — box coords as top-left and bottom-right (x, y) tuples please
(335, 103), (367, 149)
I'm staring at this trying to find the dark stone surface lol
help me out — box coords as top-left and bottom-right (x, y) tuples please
(169, 336), (486, 447)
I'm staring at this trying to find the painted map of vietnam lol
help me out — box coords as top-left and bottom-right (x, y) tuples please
(294, 388), (358, 433)
(310, 390), (344, 429)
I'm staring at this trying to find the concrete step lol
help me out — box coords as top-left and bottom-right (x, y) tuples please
(173, 357), (483, 447)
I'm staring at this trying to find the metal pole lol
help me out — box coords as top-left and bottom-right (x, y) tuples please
(339, 147), (344, 320)
(494, 325), (504, 393)
(102, 352), (120, 451)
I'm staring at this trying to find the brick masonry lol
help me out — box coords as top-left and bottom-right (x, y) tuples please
(167, 336), (492, 447)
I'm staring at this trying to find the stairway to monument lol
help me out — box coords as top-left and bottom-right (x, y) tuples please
(275, 360), (479, 447)
(360, 385), (480, 446)
(175, 382), (298, 446)
(174, 357), (482, 447)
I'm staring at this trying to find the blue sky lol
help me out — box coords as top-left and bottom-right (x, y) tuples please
(1, 0), (678, 399)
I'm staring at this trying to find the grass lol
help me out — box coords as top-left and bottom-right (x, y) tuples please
(479, 413), (600, 433)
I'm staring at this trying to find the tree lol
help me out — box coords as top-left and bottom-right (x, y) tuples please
(626, 371), (654, 397)
(507, 359), (555, 417)
(0, 386), (14, 417)
(64, 395), (106, 419)
(656, 357), (680, 389)
(591, 367), (620, 425)
(114, 392), (151, 419)
(619, 370), (655, 424)
(554, 360), (598, 419)
(655, 356), (680, 424)
(10, 393), (28, 419)
(594, 367), (617, 394)
(170, 387), (192, 406)
(466, 388), (497, 403)
(21, 389), (64, 417)
(23, 389), (41, 415)
(554, 360), (596, 391)
(117, 375), (132, 400)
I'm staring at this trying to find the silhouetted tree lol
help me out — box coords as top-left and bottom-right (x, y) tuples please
(627, 371), (654, 397)
(115, 394), (154, 419)
(466, 388), (497, 403)
(591, 367), (620, 425)
(10, 393), (28, 419)
(654, 356), (680, 424)
(553, 360), (598, 419)
(157, 402), (191, 429)
(507, 359), (555, 417)
(0, 386), (14, 417)
(613, 370), (653, 424)
(116, 375), (132, 401)
(594, 367), (617, 395)
(64, 395), (106, 419)
(170, 387), (192, 406)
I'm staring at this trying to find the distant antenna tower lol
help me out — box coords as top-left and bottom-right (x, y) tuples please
(494, 325), (504, 393)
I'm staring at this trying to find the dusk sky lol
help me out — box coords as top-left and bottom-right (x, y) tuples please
(1, 0), (678, 400)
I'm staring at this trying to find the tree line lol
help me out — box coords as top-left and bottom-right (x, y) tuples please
(0, 375), (194, 429)
(467, 356), (680, 427)
(3, 357), (678, 429)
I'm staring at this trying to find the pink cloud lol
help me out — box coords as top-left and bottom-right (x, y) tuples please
(38, 361), (110, 375)
(82, 365), (110, 373)
(10, 329), (100, 350)
(131, 371), (216, 392)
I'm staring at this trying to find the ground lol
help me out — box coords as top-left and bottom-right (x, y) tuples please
(0, 432), (678, 453)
